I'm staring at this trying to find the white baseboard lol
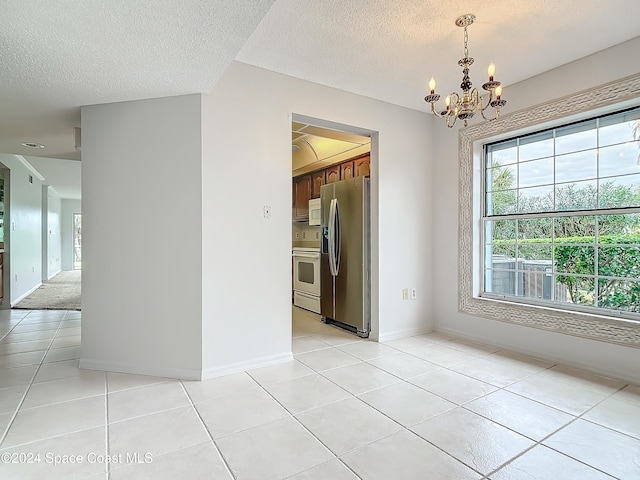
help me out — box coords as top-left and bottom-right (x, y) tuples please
(47, 269), (62, 280)
(202, 352), (294, 380)
(436, 324), (640, 385)
(80, 351), (295, 382)
(378, 327), (431, 343)
(11, 283), (42, 307)
(79, 358), (202, 381)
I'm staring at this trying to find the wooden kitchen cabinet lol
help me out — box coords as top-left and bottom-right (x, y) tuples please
(293, 152), (371, 220)
(341, 161), (354, 180)
(293, 175), (311, 221)
(311, 170), (325, 199)
(325, 165), (340, 184)
(353, 154), (371, 177)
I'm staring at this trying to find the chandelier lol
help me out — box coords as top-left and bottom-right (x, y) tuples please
(424, 14), (506, 128)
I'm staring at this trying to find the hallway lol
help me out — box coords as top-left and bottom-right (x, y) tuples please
(13, 271), (81, 311)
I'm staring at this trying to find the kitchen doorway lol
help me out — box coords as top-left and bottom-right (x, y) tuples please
(291, 113), (378, 340)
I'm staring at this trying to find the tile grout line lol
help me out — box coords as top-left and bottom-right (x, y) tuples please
(300, 342), (552, 478)
(257, 338), (507, 479)
(177, 380), (238, 480)
(318, 359), (489, 478)
(0, 311), (67, 448)
(0, 310), (31, 344)
(299, 314), (639, 479)
(518, 382), (633, 478)
(245, 369), (364, 480)
(287, 346), (488, 478)
(459, 368), (631, 478)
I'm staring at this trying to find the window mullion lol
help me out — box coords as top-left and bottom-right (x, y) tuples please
(480, 104), (640, 320)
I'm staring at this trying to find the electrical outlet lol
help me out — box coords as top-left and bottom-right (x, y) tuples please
(402, 288), (409, 300)
(411, 288), (417, 300)
(295, 232), (300, 239)
(302, 232), (306, 239)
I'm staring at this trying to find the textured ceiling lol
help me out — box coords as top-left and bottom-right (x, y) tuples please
(237, 0), (640, 112)
(0, 0), (275, 161)
(2, 0), (640, 198)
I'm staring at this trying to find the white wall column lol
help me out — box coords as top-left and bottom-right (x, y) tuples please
(80, 95), (203, 379)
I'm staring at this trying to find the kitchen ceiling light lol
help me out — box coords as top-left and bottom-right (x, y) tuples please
(424, 14), (506, 128)
(21, 142), (45, 148)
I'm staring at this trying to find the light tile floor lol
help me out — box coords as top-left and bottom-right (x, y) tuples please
(0, 307), (639, 479)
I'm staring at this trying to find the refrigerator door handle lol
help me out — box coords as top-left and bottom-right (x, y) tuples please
(334, 198), (341, 275)
(328, 198), (338, 276)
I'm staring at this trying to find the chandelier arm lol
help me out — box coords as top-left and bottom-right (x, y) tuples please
(480, 105), (500, 121)
(445, 114), (457, 128)
(483, 90), (496, 112)
(471, 88), (492, 112)
(449, 92), (460, 108)
(479, 106), (499, 121)
(430, 102), (445, 118)
(470, 88), (480, 108)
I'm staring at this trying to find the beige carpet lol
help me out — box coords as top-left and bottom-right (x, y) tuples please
(14, 270), (81, 310)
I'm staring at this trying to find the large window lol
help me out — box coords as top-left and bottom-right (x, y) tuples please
(483, 107), (640, 318)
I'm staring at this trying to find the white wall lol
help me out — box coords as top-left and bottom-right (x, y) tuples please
(0, 154), (43, 305)
(80, 95), (203, 379)
(43, 186), (62, 279)
(431, 37), (640, 383)
(61, 199), (81, 271)
(200, 61), (433, 376)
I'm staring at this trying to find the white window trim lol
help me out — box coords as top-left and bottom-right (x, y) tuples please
(459, 73), (640, 348)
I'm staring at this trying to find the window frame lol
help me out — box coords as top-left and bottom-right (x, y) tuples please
(481, 108), (640, 318)
(458, 73), (640, 347)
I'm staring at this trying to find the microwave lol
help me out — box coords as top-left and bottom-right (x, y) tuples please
(308, 198), (321, 226)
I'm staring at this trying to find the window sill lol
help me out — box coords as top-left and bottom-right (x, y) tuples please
(463, 294), (640, 348)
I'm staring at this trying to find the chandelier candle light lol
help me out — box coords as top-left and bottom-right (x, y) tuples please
(425, 14), (506, 128)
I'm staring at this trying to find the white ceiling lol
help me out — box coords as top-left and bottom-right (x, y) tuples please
(2, 0), (640, 198)
(22, 156), (82, 200)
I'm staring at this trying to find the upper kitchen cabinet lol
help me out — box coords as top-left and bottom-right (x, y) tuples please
(325, 165), (340, 184)
(311, 170), (325, 199)
(293, 175), (311, 221)
(354, 154), (371, 177)
(340, 161), (354, 180)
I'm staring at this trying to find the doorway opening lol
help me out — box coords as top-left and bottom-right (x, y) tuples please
(290, 113), (377, 342)
(0, 168), (6, 308)
(73, 213), (82, 270)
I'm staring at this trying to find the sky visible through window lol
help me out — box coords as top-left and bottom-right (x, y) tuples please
(486, 108), (640, 215)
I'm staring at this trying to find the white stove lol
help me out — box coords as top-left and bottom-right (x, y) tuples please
(292, 247), (321, 313)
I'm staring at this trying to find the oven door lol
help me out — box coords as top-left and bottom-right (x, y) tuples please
(293, 251), (320, 296)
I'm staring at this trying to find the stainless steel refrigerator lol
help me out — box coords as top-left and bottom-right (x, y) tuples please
(320, 176), (371, 337)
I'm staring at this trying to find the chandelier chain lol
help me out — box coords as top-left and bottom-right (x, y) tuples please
(463, 26), (468, 59)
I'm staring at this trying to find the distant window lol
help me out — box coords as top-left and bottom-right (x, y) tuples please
(73, 213), (82, 270)
(482, 106), (640, 319)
